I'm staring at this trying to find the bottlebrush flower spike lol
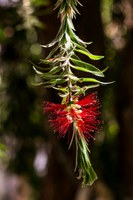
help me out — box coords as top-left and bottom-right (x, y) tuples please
(44, 93), (100, 185)
(44, 93), (100, 141)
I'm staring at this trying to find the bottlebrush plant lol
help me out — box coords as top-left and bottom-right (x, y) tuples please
(33, 0), (112, 186)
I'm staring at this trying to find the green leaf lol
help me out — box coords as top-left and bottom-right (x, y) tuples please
(52, 78), (67, 85)
(42, 74), (65, 80)
(43, 78), (67, 87)
(40, 69), (66, 79)
(77, 136), (98, 186)
(45, 45), (60, 60)
(68, 27), (87, 47)
(67, 17), (75, 31)
(69, 74), (79, 81)
(33, 66), (44, 75)
(70, 58), (104, 77)
(39, 59), (53, 65)
(75, 49), (104, 60)
(79, 77), (114, 85)
(31, 82), (44, 86)
(41, 38), (58, 48)
(30, 61), (51, 71)
(34, 66), (61, 77)
(58, 92), (69, 98)
(53, 86), (68, 92)
(82, 163), (98, 186)
(32, 76), (66, 88)
(74, 84), (100, 96)
(72, 41), (92, 49)
(34, 65), (51, 71)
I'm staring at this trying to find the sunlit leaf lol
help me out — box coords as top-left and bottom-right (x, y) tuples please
(45, 45), (60, 60)
(75, 49), (104, 60)
(34, 66), (61, 77)
(33, 66), (44, 74)
(74, 84), (100, 95)
(69, 74), (79, 81)
(70, 58), (104, 77)
(30, 61), (51, 71)
(76, 136), (98, 186)
(42, 77), (67, 87)
(39, 59), (52, 64)
(79, 77), (114, 85)
(68, 27), (87, 46)
(58, 92), (69, 98)
(41, 38), (58, 48)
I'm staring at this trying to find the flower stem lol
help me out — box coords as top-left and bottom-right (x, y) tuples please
(67, 64), (73, 101)
(74, 132), (78, 172)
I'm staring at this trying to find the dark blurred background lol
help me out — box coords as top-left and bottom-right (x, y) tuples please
(0, 0), (133, 199)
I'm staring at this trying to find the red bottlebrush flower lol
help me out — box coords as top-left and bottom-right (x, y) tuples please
(44, 93), (100, 141)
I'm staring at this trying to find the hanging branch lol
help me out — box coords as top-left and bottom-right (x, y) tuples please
(33, 0), (112, 186)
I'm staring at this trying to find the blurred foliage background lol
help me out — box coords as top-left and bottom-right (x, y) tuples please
(0, 0), (133, 199)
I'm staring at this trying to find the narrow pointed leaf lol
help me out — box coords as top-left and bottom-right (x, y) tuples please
(69, 74), (79, 81)
(41, 73), (66, 79)
(33, 66), (44, 75)
(70, 58), (104, 77)
(79, 77), (114, 85)
(68, 27), (87, 46)
(75, 49), (104, 60)
(58, 92), (69, 98)
(31, 82), (44, 86)
(41, 37), (58, 48)
(77, 137), (98, 186)
(41, 66), (61, 77)
(45, 77), (67, 85)
(74, 84), (100, 96)
(40, 59), (52, 64)
(30, 61), (51, 71)
(72, 41), (93, 48)
(45, 45), (60, 59)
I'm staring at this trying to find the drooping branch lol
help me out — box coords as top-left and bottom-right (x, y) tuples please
(33, 0), (111, 186)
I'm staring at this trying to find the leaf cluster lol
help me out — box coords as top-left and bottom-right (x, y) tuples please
(33, 0), (112, 98)
(76, 136), (97, 186)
